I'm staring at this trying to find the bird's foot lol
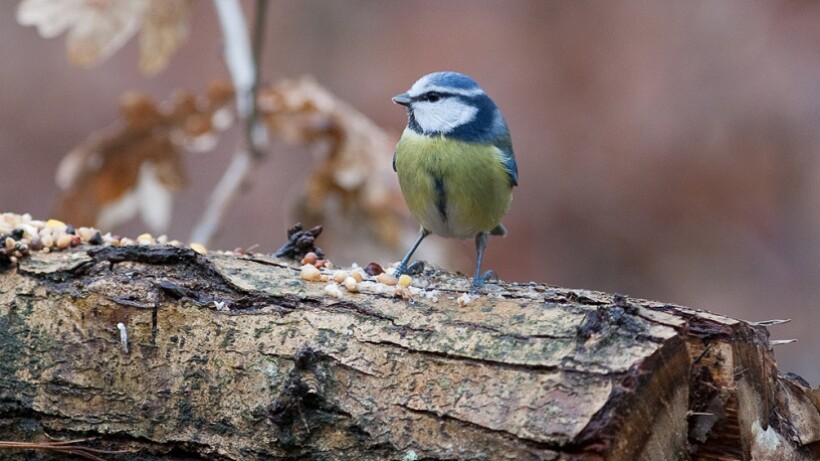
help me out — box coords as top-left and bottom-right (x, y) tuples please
(394, 261), (425, 277)
(407, 261), (425, 275)
(469, 270), (498, 294)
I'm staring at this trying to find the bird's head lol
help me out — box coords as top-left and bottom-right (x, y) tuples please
(392, 71), (505, 141)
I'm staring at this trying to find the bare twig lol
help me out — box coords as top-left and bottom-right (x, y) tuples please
(191, 0), (269, 245)
(213, 0), (254, 119)
(247, 0), (270, 160)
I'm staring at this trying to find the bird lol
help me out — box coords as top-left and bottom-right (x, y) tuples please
(391, 71), (518, 292)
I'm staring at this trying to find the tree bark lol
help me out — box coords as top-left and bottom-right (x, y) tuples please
(0, 245), (818, 460)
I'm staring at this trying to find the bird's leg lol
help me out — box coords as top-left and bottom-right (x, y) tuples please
(471, 231), (497, 293)
(394, 228), (430, 277)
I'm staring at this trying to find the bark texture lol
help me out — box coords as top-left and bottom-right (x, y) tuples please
(0, 245), (818, 460)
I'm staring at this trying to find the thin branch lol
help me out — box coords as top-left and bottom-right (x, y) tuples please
(247, 0), (270, 160)
(191, 0), (270, 245)
(212, 0), (254, 119)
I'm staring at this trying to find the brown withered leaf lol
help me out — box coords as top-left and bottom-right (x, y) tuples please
(54, 82), (236, 232)
(258, 76), (447, 265)
(139, 0), (194, 75)
(17, 0), (148, 68)
(16, 0), (193, 74)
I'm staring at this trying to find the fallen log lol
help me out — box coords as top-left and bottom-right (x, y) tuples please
(0, 242), (818, 460)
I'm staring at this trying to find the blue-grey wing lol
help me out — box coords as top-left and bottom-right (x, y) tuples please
(502, 148), (518, 187)
(496, 137), (518, 187)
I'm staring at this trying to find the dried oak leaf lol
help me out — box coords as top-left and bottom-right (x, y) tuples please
(139, 0), (194, 75)
(258, 76), (447, 265)
(54, 82), (236, 232)
(16, 0), (193, 75)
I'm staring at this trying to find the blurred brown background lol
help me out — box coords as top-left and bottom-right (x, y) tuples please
(1, 1), (819, 384)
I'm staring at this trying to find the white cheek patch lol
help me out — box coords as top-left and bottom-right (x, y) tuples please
(413, 99), (478, 134)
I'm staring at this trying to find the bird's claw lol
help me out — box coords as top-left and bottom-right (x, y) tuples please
(470, 270), (498, 294)
(406, 261), (425, 275)
(394, 261), (425, 277)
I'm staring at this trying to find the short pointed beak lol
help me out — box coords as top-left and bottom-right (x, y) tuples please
(392, 92), (412, 106)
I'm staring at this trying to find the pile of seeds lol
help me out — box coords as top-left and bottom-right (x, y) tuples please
(0, 212), (185, 266)
(1, 213), (438, 303)
(299, 252), (418, 300)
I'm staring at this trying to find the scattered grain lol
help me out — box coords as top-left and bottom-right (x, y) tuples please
(376, 273), (398, 286)
(300, 264), (322, 282)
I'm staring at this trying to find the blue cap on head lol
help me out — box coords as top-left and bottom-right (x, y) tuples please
(423, 71), (480, 91)
(407, 71), (486, 98)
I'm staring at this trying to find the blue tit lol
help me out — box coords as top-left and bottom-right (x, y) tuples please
(391, 71), (518, 292)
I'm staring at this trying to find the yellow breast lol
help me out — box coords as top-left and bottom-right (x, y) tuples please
(394, 129), (513, 239)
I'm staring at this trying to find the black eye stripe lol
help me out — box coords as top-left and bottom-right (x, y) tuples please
(414, 91), (450, 102)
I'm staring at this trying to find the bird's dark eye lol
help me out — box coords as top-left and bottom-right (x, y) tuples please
(425, 92), (442, 102)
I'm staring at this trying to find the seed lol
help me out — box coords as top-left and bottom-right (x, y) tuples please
(324, 284), (344, 299)
(56, 234), (73, 249)
(300, 264), (322, 282)
(28, 238), (43, 251)
(332, 270), (349, 284)
(376, 273), (397, 286)
(190, 243), (207, 254)
(19, 224), (38, 239)
(343, 276), (358, 292)
(301, 252), (318, 265)
(316, 260), (331, 269)
(77, 227), (95, 242)
(365, 262), (384, 276)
